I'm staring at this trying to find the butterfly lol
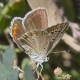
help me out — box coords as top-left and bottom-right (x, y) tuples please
(9, 8), (68, 68)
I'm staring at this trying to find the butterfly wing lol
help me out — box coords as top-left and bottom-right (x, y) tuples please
(10, 17), (25, 40)
(23, 8), (48, 32)
(44, 23), (69, 55)
(10, 17), (32, 51)
(17, 23), (68, 57)
(10, 8), (68, 62)
(10, 8), (49, 57)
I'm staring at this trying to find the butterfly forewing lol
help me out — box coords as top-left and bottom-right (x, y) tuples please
(23, 8), (48, 32)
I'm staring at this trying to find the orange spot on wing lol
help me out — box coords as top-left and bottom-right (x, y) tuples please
(12, 24), (19, 39)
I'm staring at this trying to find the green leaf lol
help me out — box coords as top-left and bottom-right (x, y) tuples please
(0, 47), (18, 80)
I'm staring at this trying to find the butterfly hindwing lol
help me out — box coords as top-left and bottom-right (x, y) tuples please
(18, 31), (49, 55)
(44, 23), (68, 54)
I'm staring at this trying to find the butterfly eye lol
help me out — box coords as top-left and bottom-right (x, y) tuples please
(12, 24), (19, 39)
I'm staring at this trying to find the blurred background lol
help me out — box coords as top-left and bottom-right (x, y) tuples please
(0, 0), (80, 80)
